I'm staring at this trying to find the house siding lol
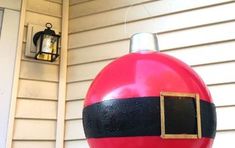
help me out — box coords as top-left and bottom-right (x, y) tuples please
(0, 2), (21, 147)
(67, 0), (235, 147)
(8, 0), (62, 148)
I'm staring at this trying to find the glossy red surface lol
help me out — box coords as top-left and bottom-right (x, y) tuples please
(88, 137), (213, 148)
(85, 51), (212, 107)
(84, 51), (215, 148)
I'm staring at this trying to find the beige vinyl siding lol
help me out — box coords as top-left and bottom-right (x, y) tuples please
(67, 81), (92, 100)
(46, 0), (62, 4)
(0, 10), (3, 32)
(11, 0), (62, 147)
(0, 5), (21, 147)
(65, 140), (89, 148)
(69, 0), (93, 6)
(27, 0), (61, 17)
(15, 99), (57, 119)
(25, 12), (61, 30)
(66, 100), (84, 119)
(14, 119), (56, 140)
(13, 141), (55, 148)
(20, 61), (59, 82)
(69, 0), (234, 33)
(0, 0), (21, 10)
(69, 0), (154, 18)
(67, 0), (235, 147)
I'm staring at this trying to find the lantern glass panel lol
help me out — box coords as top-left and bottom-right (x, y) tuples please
(42, 34), (58, 54)
(35, 34), (59, 62)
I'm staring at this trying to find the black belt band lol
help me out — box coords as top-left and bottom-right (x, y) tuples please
(83, 97), (216, 139)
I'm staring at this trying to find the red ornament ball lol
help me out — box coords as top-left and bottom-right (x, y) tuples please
(83, 51), (216, 148)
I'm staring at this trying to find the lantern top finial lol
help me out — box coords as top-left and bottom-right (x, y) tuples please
(130, 32), (159, 53)
(45, 23), (53, 29)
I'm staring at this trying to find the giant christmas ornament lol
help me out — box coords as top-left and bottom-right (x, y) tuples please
(83, 33), (216, 148)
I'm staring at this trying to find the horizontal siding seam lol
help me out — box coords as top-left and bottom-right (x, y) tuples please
(69, 21), (125, 34)
(68, 39), (126, 50)
(159, 39), (235, 52)
(66, 98), (85, 102)
(68, 38), (166, 52)
(65, 118), (82, 121)
(191, 60), (235, 68)
(3, 7), (20, 12)
(216, 105), (235, 108)
(15, 117), (57, 121)
(64, 138), (86, 141)
(69, 0), (94, 6)
(67, 79), (93, 84)
(21, 58), (60, 66)
(68, 57), (115, 67)
(158, 19), (235, 35)
(217, 129), (235, 132)
(19, 78), (59, 83)
(26, 10), (62, 18)
(69, 1), (235, 34)
(69, 0), (157, 19)
(207, 82), (235, 87)
(12, 139), (56, 141)
(45, 0), (62, 4)
(21, 59), (60, 66)
(17, 97), (58, 102)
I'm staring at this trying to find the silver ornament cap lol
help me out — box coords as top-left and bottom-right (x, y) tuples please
(130, 32), (159, 53)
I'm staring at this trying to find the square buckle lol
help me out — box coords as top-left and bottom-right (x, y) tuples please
(160, 92), (202, 139)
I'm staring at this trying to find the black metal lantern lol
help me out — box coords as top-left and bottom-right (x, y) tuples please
(33, 23), (61, 62)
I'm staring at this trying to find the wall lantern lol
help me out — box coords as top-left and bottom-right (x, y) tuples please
(33, 23), (60, 62)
